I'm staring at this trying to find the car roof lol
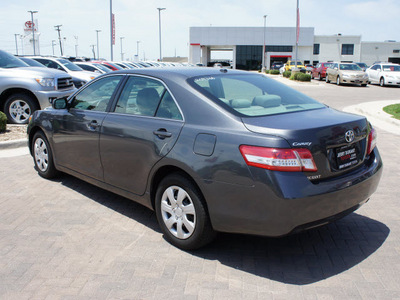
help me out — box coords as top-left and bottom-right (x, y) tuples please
(107, 67), (249, 80)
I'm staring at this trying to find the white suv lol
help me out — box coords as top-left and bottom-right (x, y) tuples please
(366, 63), (400, 87)
(29, 57), (98, 88)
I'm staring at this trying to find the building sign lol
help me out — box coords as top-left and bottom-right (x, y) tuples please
(24, 20), (38, 32)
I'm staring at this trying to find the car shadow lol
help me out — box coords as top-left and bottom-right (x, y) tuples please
(192, 213), (389, 285)
(55, 174), (388, 285)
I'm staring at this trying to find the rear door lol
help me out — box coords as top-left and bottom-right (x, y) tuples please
(100, 75), (184, 195)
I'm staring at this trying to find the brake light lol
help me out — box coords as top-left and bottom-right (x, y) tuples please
(239, 145), (317, 172)
(367, 128), (377, 155)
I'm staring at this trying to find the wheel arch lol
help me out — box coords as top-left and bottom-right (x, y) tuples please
(0, 88), (39, 111)
(149, 165), (208, 212)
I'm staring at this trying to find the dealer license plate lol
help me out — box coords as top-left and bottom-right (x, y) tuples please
(335, 144), (358, 170)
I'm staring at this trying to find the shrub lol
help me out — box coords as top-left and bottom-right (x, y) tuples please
(264, 69), (270, 74)
(296, 73), (311, 81)
(283, 71), (291, 78)
(270, 70), (280, 75)
(0, 111), (6, 133)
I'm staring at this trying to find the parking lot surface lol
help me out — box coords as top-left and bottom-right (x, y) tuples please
(1, 79), (399, 299)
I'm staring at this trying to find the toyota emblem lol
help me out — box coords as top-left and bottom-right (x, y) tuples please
(345, 130), (355, 143)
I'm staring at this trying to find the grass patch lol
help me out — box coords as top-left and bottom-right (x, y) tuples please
(383, 104), (400, 120)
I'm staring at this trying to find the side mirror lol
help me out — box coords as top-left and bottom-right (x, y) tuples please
(52, 97), (68, 109)
(334, 67), (338, 70)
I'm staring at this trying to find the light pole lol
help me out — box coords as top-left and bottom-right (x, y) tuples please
(54, 25), (63, 56)
(90, 45), (96, 60)
(20, 35), (24, 55)
(28, 10), (38, 55)
(157, 8), (166, 61)
(262, 14), (267, 72)
(14, 34), (19, 55)
(110, 0), (114, 61)
(95, 30), (101, 60)
(74, 36), (78, 57)
(120, 37), (124, 60)
(136, 40), (140, 59)
(294, 0), (299, 70)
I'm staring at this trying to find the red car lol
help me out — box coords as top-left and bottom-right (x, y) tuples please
(91, 61), (123, 71)
(312, 62), (332, 80)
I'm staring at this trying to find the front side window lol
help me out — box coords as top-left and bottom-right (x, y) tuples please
(189, 74), (325, 117)
(382, 65), (400, 72)
(71, 76), (122, 111)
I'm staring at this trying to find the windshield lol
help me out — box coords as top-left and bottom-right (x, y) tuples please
(340, 64), (362, 71)
(56, 58), (84, 71)
(382, 65), (400, 72)
(0, 50), (29, 68)
(189, 74), (325, 117)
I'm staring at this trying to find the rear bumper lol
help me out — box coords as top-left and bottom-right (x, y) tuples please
(204, 148), (383, 236)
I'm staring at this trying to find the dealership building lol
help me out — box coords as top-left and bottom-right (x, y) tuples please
(189, 27), (400, 70)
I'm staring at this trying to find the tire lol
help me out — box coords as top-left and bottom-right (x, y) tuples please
(325, 74), (330, 83)
(318, 73), (322, 81)
(32, 131), (58, 179)
(4, 93), (39, 124)
(336, 76), (341, 86)
(380, 77), (385, 87)
(361, 84), (367, 87)
(155, 173), (216, 250)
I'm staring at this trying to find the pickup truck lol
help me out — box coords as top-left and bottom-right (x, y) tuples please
(0, 50), (76, 124)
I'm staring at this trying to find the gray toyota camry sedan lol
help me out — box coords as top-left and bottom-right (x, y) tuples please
(28, 68), (383, 250)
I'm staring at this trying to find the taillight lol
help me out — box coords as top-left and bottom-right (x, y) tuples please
(367, 128), (377, 155)
(239, 145), (317, 172)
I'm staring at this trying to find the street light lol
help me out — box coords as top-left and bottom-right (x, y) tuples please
(28, 10), (38, 55)
(110, 0), (114, 61)
(120, 37), (124, 60)
(157, 8), (166, 61)
(14, 34), (19, 55)
(262, 14), (267, 72)
(96, 30), (101, 59)
(136, 40), (140, 59)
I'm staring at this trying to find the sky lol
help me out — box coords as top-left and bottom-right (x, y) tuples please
(1, 0), (399, 61)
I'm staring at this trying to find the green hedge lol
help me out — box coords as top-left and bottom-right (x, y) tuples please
(0, 111), (6, 133)
(264, 69), (270, 74)
(283, 71), (291, 78)
(269, 70), (280, 75)
(290, 72), (311, 82)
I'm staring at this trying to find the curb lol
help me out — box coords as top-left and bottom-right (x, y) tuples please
(0, 138), (28, 150)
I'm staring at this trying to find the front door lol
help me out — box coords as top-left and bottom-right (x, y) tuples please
(52, 75), (124, 180)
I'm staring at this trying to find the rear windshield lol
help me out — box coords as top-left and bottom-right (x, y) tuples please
(189, 74), (325, 117)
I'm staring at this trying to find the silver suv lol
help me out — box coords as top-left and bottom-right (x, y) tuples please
(0, 50), (76, 124)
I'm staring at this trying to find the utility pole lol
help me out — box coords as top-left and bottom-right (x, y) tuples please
(110, 0), (114, 61)
(28, 10), (38, 55)
(51, 40), (56, 56)
(136, 40), (140, 59)
(157, 8), (166, 61)
(14, 34), (19, 55)
(90, 45), (96, 60)
(54, 25), (63, 56)
(95, 30), (101, 60)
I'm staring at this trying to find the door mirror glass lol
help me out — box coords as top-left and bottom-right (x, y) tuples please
(52, 97), (68, 109)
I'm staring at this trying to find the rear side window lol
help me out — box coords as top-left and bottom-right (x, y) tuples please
(114, 76), (182, 120)
(189, 74), (325, 117)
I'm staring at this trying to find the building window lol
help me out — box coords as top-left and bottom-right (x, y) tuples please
(313, 44), (320, 55)
(341, 44), (354, 55)
(393, 49), (400, 53)
(313, 60), (319, 66)
(265, 45), (293, 52)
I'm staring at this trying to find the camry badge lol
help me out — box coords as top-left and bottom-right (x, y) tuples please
(345, 130), (355, 143)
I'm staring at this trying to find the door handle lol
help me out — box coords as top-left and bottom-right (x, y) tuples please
(153, 128), (172, 139)
(88, 120), (99, 131)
